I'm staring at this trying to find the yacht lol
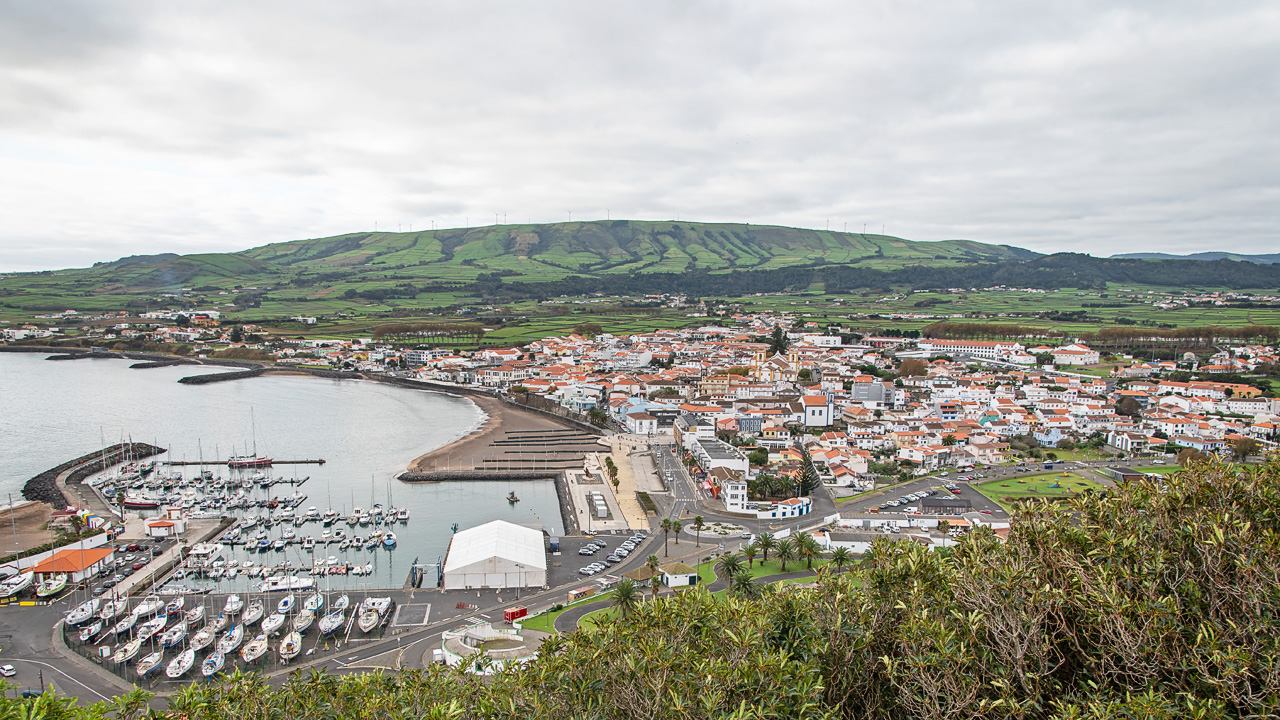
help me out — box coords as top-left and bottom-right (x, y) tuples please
(278, 631), (302, 662)
(35, 574), (68, 599)
(132, 595), (164, 617)
(190, 627), (215, 653)
(66, 599), (100, 626)
(112, 637), (144, 664)
(276, 593), (295, 614)
(160, 619), (189, 648)
(318, 609), (345, 637)
(136, 616), (167, 642)
(166, 648), (195, 679)
(78, 619), (104, 643)
(292, 609), (314, 634)
(200, 651), (225, 678)
(0, 572), (33, 598)
(242, 599), (265, 626)
(241, 634), (269, 664)
(100, 597), (129, 622)
(216, 624), (244, 654)
(223, 594), (244, 615)
(301, 592), (324, 613)
(136, 651), (164, 677)
(261, 612), (286, 637)
(184, 604), (206, 625)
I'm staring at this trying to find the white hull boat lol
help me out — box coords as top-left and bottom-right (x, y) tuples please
(112, 637), (144, 664)
(318, 610), (345, 637)
(301, 592), (324, 613)
(331, 594), (349, 611)
(112, 613), (137, 636)
(137, 651), (164, 677)
(216, 624), (244, 655)
(201, 652), (224, 678)
(189, 628), (215, 653)
(292, 609), (314, 635)
(223, 594), (244, 615)
(261, 612), (286, 637)
(36, 574), (68, 599)
(184, 605), (206, 625)
(242, 600), (264, 626)
(164, 596), (186, 617)
(166, 648), (195, 679)
(136, 616), (167, 642)
(133, 595), (165, 617)
(100, 598), (129, 622)
(79, 620), (104, 643)
(160, 619), (189, 649)
(66, 599), (100, 626)
(278, 631), (302, 663)
(240, 634), (268, 664)
(0, 572), (33, 598)
(276, 593), (295, 614)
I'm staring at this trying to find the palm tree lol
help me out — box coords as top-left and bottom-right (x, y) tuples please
(661, 518), (673, 557)
(797, 534), (821, 571)
(692, 515), (705, 547)
(648, 573), (662, 601)
(612, 579), (640, 618)
(671, 519), (682, 545)
(756, 533), (777, 564)
(775, 537), (796, 573)
(729, 571), (759, 599)
(829, 546), (852, 574)
(743, 542), (758, 568)
(716, 553), (744, 584)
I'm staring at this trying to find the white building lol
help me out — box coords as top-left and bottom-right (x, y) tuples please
(442, 520), (547, 590)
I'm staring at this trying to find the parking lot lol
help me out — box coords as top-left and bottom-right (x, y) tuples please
(848, 472), (1009, 519)
(543, 531), (657, 589)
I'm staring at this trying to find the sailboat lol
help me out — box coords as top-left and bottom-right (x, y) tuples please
(201, 652), (225, 678)
(216, 624), (244, 655)
(223, 594), (244, 615)
(261, 612), (286, 637)
(66, 599), (100, 626)
(35, 574), (68, 599)
(228, 410), (272, 468)
(160, 619), (189, 649)
(241, 634), (269, 664)
(164, 596), (186, 616)
(112, 637), (144, 664)
(136, 651), (164, 677)
(111, 613), (138, 637)
(136, 616), (167, 642)
(132, 594), (164, 617)
(100, 597), (129, 622)
(278, 631), (302, 663)
(301, 592), (324, 613)
(318, 609), (345, 637)
(0, 572), (33, 598)
(331, 594), (349, 612)
(242, 598), (265, 626)
(277, 593), (295, 614)
(189, 627), (215, 653)
(292, 609), (314, 635)
(166, 648), (195, 679)
(184, 604), (206, 625)
(78, 619), (104, 643)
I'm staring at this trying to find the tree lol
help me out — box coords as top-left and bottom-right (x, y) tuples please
(228, 325), (243, 343)
(775, 538), (797, 573)
(716, 553), (744, 583)
(942, 434), (957, 447)
(1177, 448), (1210, 466)
(937, 520), (951, 534)
(756, 533), (776, 563)
(748, 447), (770, 466)
(797, 368), (813, 382)
(769, 325), (789, 355)
(742, 542), (758, 568)
(1115, 396), (1143, 418)
(1232, 436), (1259, 461)
(828, 546), (851, 574)
(660, 519), (673, 557)
(898, 358), (928, 377)
(729, 571), (759, 599)
(612, 578), (640, 618)
(572, 322), (603, 339)
(796, 534), (821, 570)
(671, 519), (682, 544)
(692, 515), (705, 547)
(648, 572), (662, 601)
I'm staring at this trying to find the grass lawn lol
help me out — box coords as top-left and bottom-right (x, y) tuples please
(518, 590), (614, 633)
(1130, 465), (1182, 475)
(975, 472), (1105, 512)
(1046, 448), (1113, 462)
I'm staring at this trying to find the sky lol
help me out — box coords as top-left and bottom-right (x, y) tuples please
(1, 1), (1278, 271)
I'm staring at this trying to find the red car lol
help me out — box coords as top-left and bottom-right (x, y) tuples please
(980, 510), (992, 514)
(951, 489), (962, 495)
(131, 562), (147, 571)
(126, 543), (142, 552)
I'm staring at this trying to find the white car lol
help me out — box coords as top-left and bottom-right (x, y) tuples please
(0, 665), (14, 678)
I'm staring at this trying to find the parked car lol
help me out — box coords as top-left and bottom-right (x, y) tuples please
(126, 543), (142, 552)
(131, 562), (147, 571)
(0, 665), (15, 678)
(578, 548), (595, 556)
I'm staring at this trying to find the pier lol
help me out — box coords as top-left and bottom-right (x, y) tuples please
(162, 459), (326, 466)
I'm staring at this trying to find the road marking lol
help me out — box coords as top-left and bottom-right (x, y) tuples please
(8, 659), (108, 701)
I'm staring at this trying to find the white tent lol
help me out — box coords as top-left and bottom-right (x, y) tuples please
(442, 520), (546, 590)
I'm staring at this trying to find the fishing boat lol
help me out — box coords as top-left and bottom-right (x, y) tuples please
(136, 616), (168, 642)
(35, 573), (68, 599)
(66, 599), (100, 626)
(132, 595), (165, 617)
(241, 634), (268, 664)
(200, 651), (225, 678)
(78, 619), (104, 643)
(277, 593), (295, 614)
(166, 648), (195, 679)
(301, 592), (324, 613)
(190, 627), (215, 653)
(184, 604), (206, 625)
(318, 609), (345, 637)
(164, 596), (185, 617)
(216, 624), (244, 654)
(292, 609), (314, 634)
(261, 612), (286, 637)
(160, 619), (188, 649)
(112, 637), (144, 664)
(223, 594), (244, 615)
(242, 599), (264, 626)
(507, 491), (519, 504)
(278, 631), (302, 663)
(0, 572), (33, 598)
(112, 613), (138, 636)
(227, 455), (272, 469)
(382, 532), (397, 548)
(136, 651), (164, 677)
(331, 594), (349, 612)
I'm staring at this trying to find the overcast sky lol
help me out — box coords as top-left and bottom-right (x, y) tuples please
(2, 1), (1278, 271)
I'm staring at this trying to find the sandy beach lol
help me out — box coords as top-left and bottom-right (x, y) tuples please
(407, 395), (600, 472)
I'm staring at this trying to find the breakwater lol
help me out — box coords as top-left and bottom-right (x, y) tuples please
(398, 470), (564, 482)
(178, 367), (264, 384)
(22, 442), (166, 507)
(369, 373), (500, 398)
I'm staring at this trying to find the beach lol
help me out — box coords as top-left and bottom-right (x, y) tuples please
(407, 395), (604, 473)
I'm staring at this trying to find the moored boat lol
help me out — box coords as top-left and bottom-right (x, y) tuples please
(382, 532), (397, 548)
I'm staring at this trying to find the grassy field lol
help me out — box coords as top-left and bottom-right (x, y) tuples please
(975, 472), (1106, 512)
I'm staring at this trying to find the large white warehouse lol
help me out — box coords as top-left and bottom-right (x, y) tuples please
(442, 520), (547, 590)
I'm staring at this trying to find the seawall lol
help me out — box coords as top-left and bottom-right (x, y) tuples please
(23, 442), (166, 508)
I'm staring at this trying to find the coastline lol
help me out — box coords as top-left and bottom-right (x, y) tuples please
(405, 394), (581, 472)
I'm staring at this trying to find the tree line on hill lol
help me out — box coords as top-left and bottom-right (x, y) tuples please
(923, 321), (1280, 344)
(16, 456), (1280, 719)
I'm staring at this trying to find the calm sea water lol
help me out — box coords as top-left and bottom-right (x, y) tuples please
(0, 353), (563, 589)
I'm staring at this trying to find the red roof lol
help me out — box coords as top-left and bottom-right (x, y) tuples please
(30, 547), (114, 574)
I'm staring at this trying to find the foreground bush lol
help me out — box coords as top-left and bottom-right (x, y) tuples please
(14, 456), (1280, 719)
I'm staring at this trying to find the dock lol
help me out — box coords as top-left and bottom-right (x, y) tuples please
(162, 459), (326, 466)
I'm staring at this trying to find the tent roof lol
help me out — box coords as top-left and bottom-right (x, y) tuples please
(443, 520), (546, 573)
